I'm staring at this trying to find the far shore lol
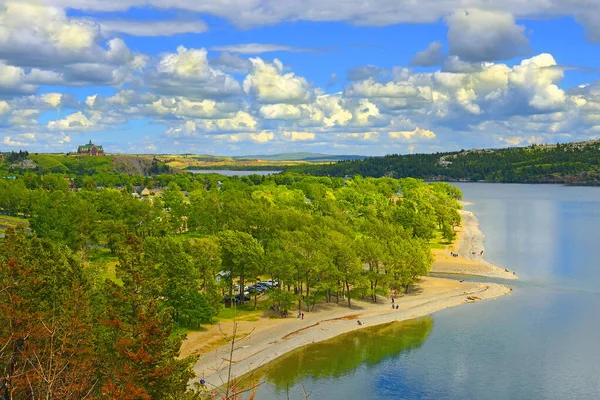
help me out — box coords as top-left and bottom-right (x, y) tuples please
(187, 205), (513, 389)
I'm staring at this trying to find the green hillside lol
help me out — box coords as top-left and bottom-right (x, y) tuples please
(1, 153), (170, 176)
(286, 141), (600, 185)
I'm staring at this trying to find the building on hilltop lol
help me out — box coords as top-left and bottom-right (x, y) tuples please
(77, 140), (104, 156)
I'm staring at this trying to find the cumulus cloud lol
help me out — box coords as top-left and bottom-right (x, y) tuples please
(0, 100), (10, 115)
(446, 9), (530, 62)
(147, 46), (241, 99)
(0, 63), (38, 96)
(249, 131), (274, 143)
(411, 41), (445, 67)
(209, 52), (252, 74)
(47, 111), (96, 131)
(283, 131), (315, 141)
(389, 127), (436, 140)
(243, 58), (312, 104)
(0, 2), (135, 68)
(259, 104), (303, 120)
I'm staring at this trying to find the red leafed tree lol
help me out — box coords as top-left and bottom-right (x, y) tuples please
(97, 233), (197, 399)
(0, 228), (98, 399)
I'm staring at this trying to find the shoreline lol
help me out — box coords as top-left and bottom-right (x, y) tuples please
(430, 207), (518, 280)
(189, 205), (513, 388)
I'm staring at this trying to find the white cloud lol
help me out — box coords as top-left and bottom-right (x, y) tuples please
(0, 101), (10, 115)
(446, 9), (529, 62)
(40, 93), (63, 108)
(0, 63), (38, 95)
(249, 131), (274, 143)
(211, 43), (316, 54)
(243, 58), (312, 104)
(3, 135), (28, 147)
(259, 104), (302, 120)
(101, 19), (208, 36)
(411, 41), (444, 67)
(47, 111), (95, 131)
(389, 127), (436, 140)
(148, 46), (241, 98)
(165, 111), (258, 137)
(18, 0), (600, 48)
(0, 2), (129, 67)
(283, 131), (315, 141)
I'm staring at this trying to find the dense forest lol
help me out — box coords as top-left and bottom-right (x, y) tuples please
(0, 171), (461, 399)
(286, 141), (600, 185)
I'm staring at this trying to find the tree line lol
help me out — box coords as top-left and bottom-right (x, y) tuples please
(0, 172), (461, 399)
(285, 141), (600, 185)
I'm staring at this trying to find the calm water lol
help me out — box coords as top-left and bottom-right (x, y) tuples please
(254, 183), (600, 399)
(188, 169), (281, 176)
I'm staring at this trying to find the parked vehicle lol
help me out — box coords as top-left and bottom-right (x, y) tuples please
(245, 285), (265, 295)
(223, 293), (251, 304)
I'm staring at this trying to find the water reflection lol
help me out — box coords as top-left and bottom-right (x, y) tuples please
(251, 318), (433, 393)
(255, 184), (600, 399)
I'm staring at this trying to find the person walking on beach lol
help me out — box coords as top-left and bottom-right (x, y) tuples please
(392, 297), (395, 304)
(301, 312), (304, 320)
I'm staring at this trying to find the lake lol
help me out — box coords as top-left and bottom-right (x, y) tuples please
(187, 170), (281, 176)
(253, 183), (600, 399)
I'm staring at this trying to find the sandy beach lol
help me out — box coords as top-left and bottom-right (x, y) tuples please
(431, 208), (518, 280)
(188, 205), (513, 389)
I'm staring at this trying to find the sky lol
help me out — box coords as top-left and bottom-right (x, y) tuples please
(1, 1), (600, 156)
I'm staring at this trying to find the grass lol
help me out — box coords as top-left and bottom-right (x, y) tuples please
(429, 229), (454, 250)
(215, 300), (270, 323)
(0, 214), (30, 227)
(87, 248), (122, 285)
(173, 325), (208, 336)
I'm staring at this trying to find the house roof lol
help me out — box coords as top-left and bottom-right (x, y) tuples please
(78, 140), (104, 151)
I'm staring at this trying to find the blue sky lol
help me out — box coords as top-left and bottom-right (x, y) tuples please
(1, 1), (600, 156)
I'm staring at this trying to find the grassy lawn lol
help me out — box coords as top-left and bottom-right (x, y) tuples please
(88, 248), (122, 285)
(429, 229), (453, 249)
(0, 214), (30, 227)
(215, 299), (270, 323)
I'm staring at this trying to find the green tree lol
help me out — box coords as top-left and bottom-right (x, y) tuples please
(218, 230), (264, 306)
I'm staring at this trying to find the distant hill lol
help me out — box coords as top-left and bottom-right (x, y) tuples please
(0, 154), (172, 176)
(285, 140), (600, 185)
(234, 152), (367, 162)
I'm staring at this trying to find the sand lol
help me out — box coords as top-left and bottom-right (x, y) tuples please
(431, 209), (518, 280)
(190, 278), (510, 388)
(188, 205), (514, 388)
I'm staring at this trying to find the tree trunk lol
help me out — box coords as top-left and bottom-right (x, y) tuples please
(345, 280), (351, 308)
(239, 268), (245, 305)
(373, 278), (378, 303)
(305, 281), (310, 312)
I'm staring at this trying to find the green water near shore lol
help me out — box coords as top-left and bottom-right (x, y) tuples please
(247, 318), (433, 392)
